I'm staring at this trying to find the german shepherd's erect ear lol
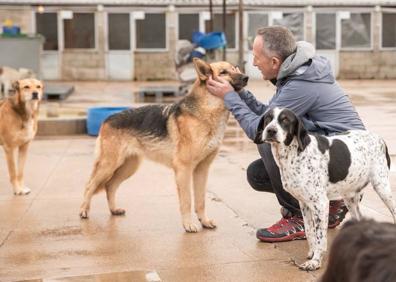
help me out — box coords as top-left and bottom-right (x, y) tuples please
(193, 58), (212, 81)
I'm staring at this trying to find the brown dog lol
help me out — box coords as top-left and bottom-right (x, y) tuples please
(0, 78), (43, 195)
(80, 58), (248, 232)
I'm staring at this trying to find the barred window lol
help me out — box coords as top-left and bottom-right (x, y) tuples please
(64, 13), (95, 49)
(316, 13), (336, 50)
(382, 13), (396, 48)
(341, 13), (371, 49)
(136, 13), (166, 49)
(108, 13), (130, 50)
(36, 13), (58, 51)
(178, 14), (199, 41)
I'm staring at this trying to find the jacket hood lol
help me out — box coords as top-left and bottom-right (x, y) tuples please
(277, 41), (335, 84)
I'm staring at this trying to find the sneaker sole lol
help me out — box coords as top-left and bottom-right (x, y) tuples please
(257, 231), (306, 243)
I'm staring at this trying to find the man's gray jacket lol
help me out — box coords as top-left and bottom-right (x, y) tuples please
(223, 42), (365, 141)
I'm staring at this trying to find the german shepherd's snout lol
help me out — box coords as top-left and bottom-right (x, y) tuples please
(79, 58), (249, 233)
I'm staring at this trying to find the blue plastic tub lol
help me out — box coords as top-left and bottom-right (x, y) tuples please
(192, 31), (205, 44)
(87, 106), (130, 136)
(198, 32), (227, 50)
(3, 26), (20, 36)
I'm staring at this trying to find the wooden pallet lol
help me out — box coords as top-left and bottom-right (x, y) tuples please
(44, 85), (74, 100)
(136, 85), (182, 102)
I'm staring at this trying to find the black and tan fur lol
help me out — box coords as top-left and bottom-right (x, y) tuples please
(79, 58), (248, 232)
(0, 78), (43, 195)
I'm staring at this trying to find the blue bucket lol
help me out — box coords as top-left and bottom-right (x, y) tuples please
(87, 106), (130, 136)
(3, 26), (20, 36)
(198, 32), (227, 50)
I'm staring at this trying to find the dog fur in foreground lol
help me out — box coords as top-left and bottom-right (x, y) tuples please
(79, 58), (249, 232)
(0, 78), (43, 195)
(321, 219), (396, 282)
(255, 107), (395, 271)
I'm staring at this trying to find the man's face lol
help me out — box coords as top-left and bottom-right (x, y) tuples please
(252, 36), (280, 81)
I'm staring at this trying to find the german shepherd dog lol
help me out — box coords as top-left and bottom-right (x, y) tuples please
(0, 78), (43, 195)
(80, 58), (248, 232)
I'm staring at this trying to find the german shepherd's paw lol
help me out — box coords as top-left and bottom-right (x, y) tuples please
(200, 218), (217, 229)
(183, 220), (199, 233)
(111, 208), (126, 216)
(14, 187), (31, 196)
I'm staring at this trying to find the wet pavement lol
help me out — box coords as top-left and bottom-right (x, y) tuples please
(0, 79), (396, 282)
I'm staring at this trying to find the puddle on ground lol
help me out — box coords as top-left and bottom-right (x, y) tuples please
(39, 226), (82, 237)
(19, 270), (161, 282)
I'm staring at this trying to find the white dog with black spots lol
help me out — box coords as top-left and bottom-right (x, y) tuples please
(255, 107), (395, 271)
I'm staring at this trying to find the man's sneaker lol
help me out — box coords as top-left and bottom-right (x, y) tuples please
(328, 200), (349, 229)
(256, 208), (305, 242)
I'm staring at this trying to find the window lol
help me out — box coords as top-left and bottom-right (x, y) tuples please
(247, 13), (269, 50)
(341, 13), (371, 49)
(273, 13), (304, 41)
(136, 13), (166, 49)
(64, 13), (95, 49)
(205, 13), (236, 48)
(178, 14), (199, 41)
(316, 13), (336, 50)
(382, 13), (396, 48)
(36, 13), (58, 50)
(108, 13), (130, 50)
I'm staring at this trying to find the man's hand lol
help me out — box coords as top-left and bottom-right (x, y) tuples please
(206, 76), (235, 99)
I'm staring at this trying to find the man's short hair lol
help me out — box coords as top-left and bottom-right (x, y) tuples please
(256, 26), (297, 61)
(321, 219), (396, 282)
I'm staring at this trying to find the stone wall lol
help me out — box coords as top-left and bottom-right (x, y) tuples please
(62, 51), (106, 80)
(339, 51), (396, 79)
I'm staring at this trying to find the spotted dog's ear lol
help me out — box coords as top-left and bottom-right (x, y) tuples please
(193, 58), (212, 81)
(254, 114), (266, 144)
(295, 117), (311, 152)
(254, 110), (274, 144)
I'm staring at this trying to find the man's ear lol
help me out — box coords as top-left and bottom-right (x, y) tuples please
(193, 58), (212, 81)
(271, 57), (282, 70)
(12, 80), (20, 92)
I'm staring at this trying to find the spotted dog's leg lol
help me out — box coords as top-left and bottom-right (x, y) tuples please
(300, 202), (314, 259)
(343, 196), (362, 221)
(371, 180), (396, 224)
(299, 199), (328, 271)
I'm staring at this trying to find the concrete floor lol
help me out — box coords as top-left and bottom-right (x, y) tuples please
(0, 80), (396, 282)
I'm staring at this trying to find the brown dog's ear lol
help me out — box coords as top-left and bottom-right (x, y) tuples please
(0, 67), (3, 75)
(193, 58), (212, 81)
(12, 80), (20, 92)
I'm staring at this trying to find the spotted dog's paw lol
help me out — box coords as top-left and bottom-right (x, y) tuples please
(299, 259), (321, 271)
